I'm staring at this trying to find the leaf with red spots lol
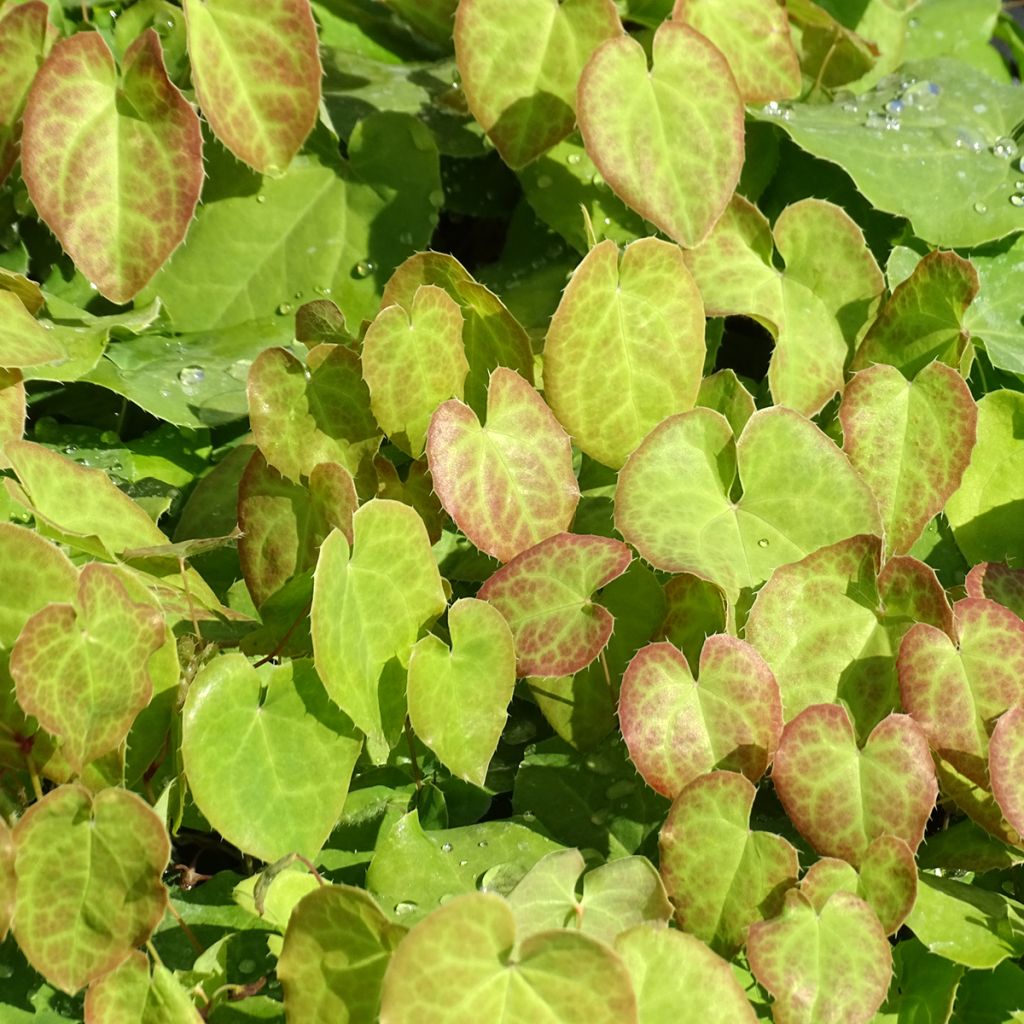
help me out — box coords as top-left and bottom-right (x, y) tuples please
(899, 597), (1024, 788)
(427, 369), (579, 564)
(0, 367), (24, 469)
(748, 889), (892, 1024)
(772, 704), (937, 866)
(183, 0), (320, 174)
(478, 533), (631, 677)
(543, 237), (706, 469)
(21, 30), (202, 303)
(454, 0), (622, 169)
(989, 706), (1024, 842)
(0, 816), (12, 942)
(966, 563), (1024, 620)
(840, 361), (977, 555)
(746, 535), (952, 733)
(619, 637), (782, 798)
(84, 951), (202, 1024)
(0, 1), (50, 185)
(659, 771), (799, 957)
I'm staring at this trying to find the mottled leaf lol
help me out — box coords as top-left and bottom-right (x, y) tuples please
(966, 562), (1024, 620)
(0, 1), (49, 184)
(84, 951), (202, 1024)
(0, 816), (12, 942)
(989, 706), (1024, 840)
(0, 367), (24, 468)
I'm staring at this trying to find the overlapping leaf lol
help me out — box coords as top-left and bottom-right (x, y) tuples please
(989, 706), (1024, 840)
(0, 290), (64, 369)
(0, 1), (50, 185)
(966, 562), (1024, 619)
(84, 951), (202, 1024)
(0, 816), (12, 942)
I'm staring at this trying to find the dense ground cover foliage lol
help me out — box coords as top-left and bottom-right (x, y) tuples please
(1, 0), (1024, 1020)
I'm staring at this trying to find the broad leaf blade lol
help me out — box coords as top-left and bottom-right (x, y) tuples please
(0, 1), (50, 185)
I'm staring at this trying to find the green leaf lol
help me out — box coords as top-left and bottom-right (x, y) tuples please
(407, 598), (515, 786)
(454, 0), (622, 169)
(182, 0), (321, 174)
(21, 31), (202, 303)
(966, 563), (1024, 620)
(874, 935), (963, 1024)
(748, 889), (892, 1024)
(478, 532), (631, 676)
(950, 958), (1024, 1024)
(0, 817), (12, 942)
(697, 370), (756, 437)
(0, 291), (64, 369)
(772, 704), (937, 866)
(311, 500), (446, 757)
(10, 563), (164, 773)
(618, 637), (782, 798)
(277, 885), (406, 1024)
(919, 816), (1024, 873)
(658, 572), (727, 673)
(989, 705), (1024, 840)
(0, 367), (24, 464)
(83, 950), (202, 1024)
(382, 0), (457, 47)
(615, 407), (881, 601)
(378, 892), (638, 1023)
(578, 22), (744, 247)
(0, 1), (49, 185)
(659, 771), (799, 957)
(966, 234), (1024, 375)
(543, 237), (705, 469)
(426, 369), (579, 563)
(12, 785), (169, 994)
(182, 654), (363, 862)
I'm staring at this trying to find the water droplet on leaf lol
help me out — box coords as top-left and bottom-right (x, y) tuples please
(256, 195), (267, 204)
(536, 174), (553, 189)
(441, 842), (453, 853)
(178, 366), (205, 395)
(992, 137), (1019, 160)
(353, 260), (375, 279)
(974, 201), (988, 214)
(238, 959), (256, 975)
(393, 901), (418, 915)
(276, 302), (293, 315)
(428, 189), (445, 207)
(1011, 194), (1024, 207)
(477, 840), (488, 848)
(567, 152), (582, 165)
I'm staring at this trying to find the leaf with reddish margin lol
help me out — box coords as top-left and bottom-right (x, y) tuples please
(543, 237), (705, 469)
(615, 406), (881, 601)
(852, 251), (979, 377)
(619, 637), (782, 798)
(578, 22), (744, 248)
(658, 573), (726, 673)
(478, 533), (631, 677)
(427, 369), (579, 563)
(0, 367), (25, 469)
(0, 1), (49, 185)
(238, 451), (357, 607)
(21, 30), (202, 303)
(745, 535), (953, 732)
(12, 785), (169, 994)
(967, 563), (1024, 620)
(0, 286), (64, 369)
(10, 563), (164, 772)
(454, 0), (622, 169)
(247, 345), (380, 492)
(0, 816), (12, 942)
(840, 362), (977, 555)
(989, 706), (1024, 839)
(799, 834), (918, 935)
(899, 598), (1024, 787)
(182, 0), (320, 174)
(84, 951), (202, 1024)
(748, 889), (892, 1024)
(0, 267), (44, 316)
(362, 285), (468, 458)
(772, 704), (937, 866)
(659, 771), (799, 957)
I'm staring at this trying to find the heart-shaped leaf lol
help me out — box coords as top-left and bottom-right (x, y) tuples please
(615, 407), (881, 601)
(182, 654), (362, 862)
(478, 532), (631, 676)
(407, 598), (515, 786)
(21, 30), (202, 303)
(10, 563), (164, 772)
(840, 362), (977, 555)
(748, 889), (892, 1024)
(278, 885), (406, 1024)
(899, 597), (1024, 787)
(578, 22), (744, 247)
(312, 500), (446, 757)
(0, 1), (50, 185)
(378, 892), (638, 1023)
(989, 706), (1024, 839)
(0, 367), (24, 465)
(966, 563), (1024, 620)
(0, 816), (12, 942)
(12, 785), (169, 993)
(427, 368), (579, 563)
(772, 704), (937, 866)
(454, 0), (622, 169)
(84, 951), (202, 1024)
(0, 290), (64, 368)
(619, 637), (782, 798)
(659, 771), (799, 956)
(362, 285), (468, 457)
(543, 237), (705, 469)
(182, 0), (320, 174)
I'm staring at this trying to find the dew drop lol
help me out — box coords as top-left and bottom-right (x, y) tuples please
(458, 859), (468, 866)
(293, 290), (304, 299)
(864, 111), (886, 131)
(178, 366), (205, 395)
(438, 893), (455, 905)
(884, 115), (901, 132)
(885, 99), (904, 115)
(99, 430), (119, 444)
(536, 174), (553, 189)
(228, 358), (252, 382)
(441, 842), (453, 853)
(265, 164), (282, 176)
(0, 963), (12, 979)
(992, 137), (1019, 160)
(1011, 194), (1024, 207)
(276, 302), (293, 315)
(591, 171), (604, 186)
(603, 216), (611, 225)
(974, 201), (988, 214)
(762, 100), (782, 116)
(238, 959), (256, 975)
(428, 188), (445, 207)
(757, 537), (770, 548)
(393, 901), (418, 916)
(567, 152), (582, 165)
(353, 260), (376, 279)
(256, 195), (267, 204)
(902, 80), (940, 109)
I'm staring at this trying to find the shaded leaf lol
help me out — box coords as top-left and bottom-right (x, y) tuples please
(0, 816), (12, 942)
(84, 951), (202, 1024)
(874, 935), (963, 1024)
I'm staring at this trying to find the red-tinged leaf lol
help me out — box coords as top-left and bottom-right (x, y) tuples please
(989, 706), (1024, 839)
(21, 30), (202, 303)
(966, 563), (1024, 620)
(898, 598), (1024, 787)
(427, 368), (579, 563)
(0, 367), (25, 468)
(0, 267), (45, 316)
(0, 0), (50, 185)
(84, 951), (202, 1024)
(619, 637), (782, 798)
(772, 704), (937, 866)
(578, 22), (744, 248)
(659, 771), (799, 957)
(0, 816), (12, 942)
(183, 0), (321, 174)
(0, 289), (64, 368)
(477, 533), (631, 677)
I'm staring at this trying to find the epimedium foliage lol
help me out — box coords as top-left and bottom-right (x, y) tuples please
(1, 0), (1024, 1021)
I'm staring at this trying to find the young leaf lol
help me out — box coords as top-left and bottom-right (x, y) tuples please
(407, 598), (515, 787)
(989, 706), (1024, 840)
(84, 951), (202, 1024)
(0, 290), (64, 368)
(0, 367), (25, 466)
(659, 771), (799, 957)
(966, 562), (1024, 620)
(454, 0), (622, 169)
(12, 785), (169, 994)
(618, 637), (782, 798)
(427, 369), (579, 563)
(477, 532), (631, 676)
(772, 704), (937, 866)
(578, 22), (745, 247)
(21, 30), (202, 303)
(0, 0), (50, 185)
(182, 0), (320, 174)
(543, 237), (705, 469)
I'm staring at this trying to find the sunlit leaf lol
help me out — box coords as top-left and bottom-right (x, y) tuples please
(966, 562), (1024, 620)
(84, 950), (202, 1024)
(0, 1), (50, 185)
